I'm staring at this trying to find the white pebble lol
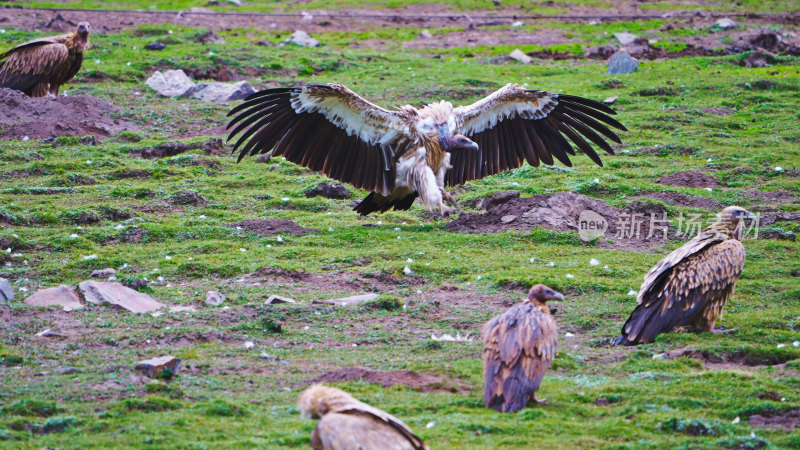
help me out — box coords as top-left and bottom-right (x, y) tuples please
(22, 136), (29, 142)
(589, 258), (600, 266)
(328, 227), (333, 232)
(394, 227), (401, 231)
(652, 353), (668, 360)
(239, 248), (247, 252)
(352, 343), (357, 347)
(426, 422), (436, 429)
(281, 197), (289, 202)
(126, 62), (131, 66)
(566, 274), (574, 279)
(276, 236), (284, 242)
(732, 417), (740, 424)
(82, 254), (97, 260)
(777, 344), (786, 348)
(376, 221), (383, 226)
(244, 341), (255, 349)
(19, 287), (28, 292)
(115, 224), (124, 230)
(406, 258), (413, 263)
(86, 160), (92, 165)
(157, 276), (165, 282)
(707, 158), (713, 163)
(266, 244), (272, 248)
(198, 215), (206, 219)
(547, 261), (554, 267)
(774, 166), (783, 172)
(304, 326), (309, 330)
(705, 187), (713, 192)
(529, 258), (536, 263)
(627, 290), (638, 296)
(564, 332), (575, 337)
(793, 341), (799, 347)
(403, 266), (412, 275)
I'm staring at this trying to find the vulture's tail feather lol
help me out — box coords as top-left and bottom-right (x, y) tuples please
(354, 192), (418, 215)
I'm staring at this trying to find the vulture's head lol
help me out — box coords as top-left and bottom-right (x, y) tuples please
(76, 22), (91, 38)
(417, 101), (478, 153)
(298, 384), (355, 419)
(527, 284), (564, 303)
(718, 206), (755, 236)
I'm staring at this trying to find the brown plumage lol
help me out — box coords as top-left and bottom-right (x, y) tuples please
(483, 284), (563, 413)
(615, 206), (754, 345)
(0, 22), (90, 97)
(226, 83), (626, 215)
(297, 384), (429, 450)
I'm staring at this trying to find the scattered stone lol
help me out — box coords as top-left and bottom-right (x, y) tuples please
(24, 285), (83, 311)
(509, 49), (532, 64)
(285, 30), (319, 47)
(135, 356), (181, 378)
(265, 294), (296, 304)
(169, 306), (197, 313)
(145, 41), (166, 51)
(750, 31), (783, 51)
(0, 277), (12, 302)
(511, 21), (523, 27)
(90, 268), (117, 279)
(313, 293), (379, 306)
(260, 352), (278, 360)
(421, 29), (432, 39)
(78, 281), (165, 313)
(145, 70), (195, 97)
(189, 80), (256, 104)
(713, 18), (737, 29)
(584, 44), (618, 59)
(614, 32), (638, 45)
(304, 182), (351, 199)
(740, 51), (776, 68)
(607, 49), (639, 74)
(500, 215), (517, 224)
(255, 153), (272, 163)
(205, 291), (226, 306)
(474, 190), (520, 211)
(35, 329), (64, 338)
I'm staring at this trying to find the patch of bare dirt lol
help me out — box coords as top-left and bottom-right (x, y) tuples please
(230, 219), (318, 236)
(0, 88), (137, 141)
(745, 190), (796, 204)
(398, 28), (575, 50)
(701, 107), (736, 115)
(241, 266), (426, 293)
(749, 409), (800, 431)
(666, 347), (797, 369)
(656, 171), (720, 188)
(760, 211), (800, 226)
(129, 142), (201, 159)
(634, 192), (721, 210)
(446, 191), (669, 251)
(300, 367), (469, 394)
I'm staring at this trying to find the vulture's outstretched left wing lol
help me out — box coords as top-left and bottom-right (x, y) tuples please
(449, 83), (627, 186)
(227, 84), (410, 196)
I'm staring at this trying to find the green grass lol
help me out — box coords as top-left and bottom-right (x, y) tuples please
(1, 5), (799, 449)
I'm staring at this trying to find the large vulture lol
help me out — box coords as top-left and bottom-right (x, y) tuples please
(226, 83), (626, 215)
(615, 206), (754, 345)
(483, 284), (563, 413)
(297, 384), (429, 450)
(0, 22), (90, 97)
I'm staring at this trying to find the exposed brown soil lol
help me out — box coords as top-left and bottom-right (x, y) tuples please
(634, 191), (720, 210)
(760, 211), (800, 226)
(129, 142), (201, 159)
(701, 107), (736, 115)
(656, 171), (720, 188)
(749, 409), (800, 431)
(666, 347), (797, 369)
(446, 191), (669, 251)
(241, 266), (426, 294)
(229, 219), (318, 237)
(0, 88), (137, 141)
(745, 190), (797, 205)
(300, 367), (469, 394)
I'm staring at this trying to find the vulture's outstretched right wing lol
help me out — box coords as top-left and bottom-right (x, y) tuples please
(449, 83), (627, 186)
(0, 40), (69, 94)
(226, 84), (410, 196)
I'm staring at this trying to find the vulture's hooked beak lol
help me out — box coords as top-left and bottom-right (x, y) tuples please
(442, 134), (479, 152)
(550, 291), (565, 302)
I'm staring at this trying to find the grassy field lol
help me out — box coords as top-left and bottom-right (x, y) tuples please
(1, 2), (799, 448)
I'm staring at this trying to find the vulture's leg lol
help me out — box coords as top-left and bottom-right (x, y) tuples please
(31, 82), (49, 98)
(436, 153), (459, 213)
(411, 148), (455, 216)
(530, 393), (548, 405)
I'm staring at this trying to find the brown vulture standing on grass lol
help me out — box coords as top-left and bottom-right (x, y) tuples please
(483, 284), (563, 413)
(0, 22), (90, 97)
(614, 206), (754, 345)
(297, 384), (429, 450)
(226, 83), (626, 215)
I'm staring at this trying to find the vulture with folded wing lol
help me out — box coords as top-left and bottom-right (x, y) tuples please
(0, 22), (90, 97)
(615, 206), (754, 345)
(483, 284), (563, 413)
(298, 384), (429, 450)
(227, 83), (626, 215)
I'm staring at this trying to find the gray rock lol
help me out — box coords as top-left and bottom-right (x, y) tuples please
(305, 182), (351, 199)
(90, 268), (117, 279)
(205, 290), (226, 306)
(255, 153), (272, 163)
(0, 277), (12, 302)
(189, 80), (256, 104)
(614, 32), (638, 45)
(286, 30), (319, 47)
(607, 49), (639, 74)
(35, 328), (64, 338)
(500, 215), (517, 224)
(421, 29), (432, 39)
(146, 70), (195, 97)
(603, 96), (618, 104)
(714, 18), (737, 29)
(266, 294), (296, 304)
(740, 51), (776, 68)
(509, 49), (532, 64)
(78, 281), (165, 313)
(24, 285), (83, 311)
(145, 41), (166, 51)
(135, 356), (181, 378)
(313, 293), (378, 306)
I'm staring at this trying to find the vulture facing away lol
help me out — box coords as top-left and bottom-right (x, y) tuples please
(297, 384), (429, 450)
(0, 22), (90, 97)
(226, 83), (626, 215)
(483, 284), (563, 413)
(615, 206), (754, 345)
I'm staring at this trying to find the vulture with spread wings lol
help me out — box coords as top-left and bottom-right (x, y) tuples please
(227, 83), (626, 215)
(615, 206), (754, 345)
(0, 22), (90, 97)
(298, 384), (429, 450)
(483, 284), (563, 413)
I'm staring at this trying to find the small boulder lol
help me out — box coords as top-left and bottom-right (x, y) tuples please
(24, 285), (83, 311)
(79, 281), (165, 313)
(500, 215), (517, 224)
(614, 32), (638, 45)
(740, 51), (776, 68)
(255, 153), (272, 163)
(265, 294), (296, 304)
(135, 356), (181, 378)
(193, 30), (226, 44)
(90, 268), (117, 279)
(145, 41), (166, 51)
(0, 277), (12, 302)
(713, 18), (737, 29)
(509, 49), (532, 64)
(421, 29), (432, 39)
(476, 190), (520, 211)
(304, 182), (351, 199)
(146, 70), (195, 97)
(286, 30), (319, 47)
(190, 80), (256, 104)
(603, 96), (618, 104)
(205, 291), (226, 306)
(607, 49), (639, 74)
(313, 293), (378, 306)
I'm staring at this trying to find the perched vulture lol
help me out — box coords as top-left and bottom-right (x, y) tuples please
(483, 284), (563, 413)
(226, 83), (626, 215)
(615, 206), (754, 345)
(297, 384), (429, 450)
(0, 22), (90, 97)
